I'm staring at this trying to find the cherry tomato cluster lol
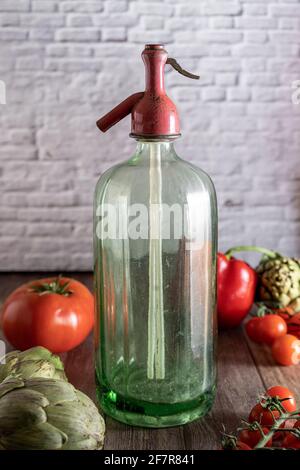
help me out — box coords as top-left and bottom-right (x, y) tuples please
(222, 386), (300, 450)
(245, 307), (300, 366)
(277, 308), (300, 340)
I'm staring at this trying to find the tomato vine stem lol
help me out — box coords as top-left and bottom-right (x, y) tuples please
(255, 409), (300, 449)
(30, 276), (73, 296)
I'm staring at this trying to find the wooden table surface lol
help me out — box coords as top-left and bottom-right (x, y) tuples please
(0, 272), (299, 450)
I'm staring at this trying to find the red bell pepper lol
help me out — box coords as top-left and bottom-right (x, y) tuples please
(217, 249), (258, 329)
(217, 245), (285, 329)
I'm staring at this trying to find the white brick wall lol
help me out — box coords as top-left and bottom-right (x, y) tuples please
(0, 0), (300, 271)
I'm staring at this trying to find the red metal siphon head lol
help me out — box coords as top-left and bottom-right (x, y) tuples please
(97, 44), (199, 139)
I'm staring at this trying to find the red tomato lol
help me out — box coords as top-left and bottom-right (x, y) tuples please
(258, 315), (287, 345)
(272, 420), (291, 442)
(282, 421), (300, 449)
(286, 312), (300, 339)
(235, 441), (252, 450)
(249, 403), (281, 427)
(238, 427), (272, 448)
(275, 307), (294, 323)
(1, 277), (94, 353)
(245, 317), (264, 343)
(266, 386), (297, 413)
(272, 334), (300, 366)
(275, 308), (300, 338)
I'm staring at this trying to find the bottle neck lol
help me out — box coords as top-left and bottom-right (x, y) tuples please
(133, 140), (178, 163)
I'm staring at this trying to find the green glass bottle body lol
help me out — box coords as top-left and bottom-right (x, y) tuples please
(94, 140), (218, 427)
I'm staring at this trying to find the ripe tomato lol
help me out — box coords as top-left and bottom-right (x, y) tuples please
(1, 277), (94, 353)
(235, 441), (252, 450)
(272, 419), (291, 442)
(282, 421), (300, 449)
(238, 427), (272, 448)
(266, 386), (297, 413)
(275, 307), (294, 323)
(286, 312), (300, 339)
(249, 403), (281, 427)
(245, 317), (263, 343)
(258, 315), (287, 345)
(272, 334), (300, 366)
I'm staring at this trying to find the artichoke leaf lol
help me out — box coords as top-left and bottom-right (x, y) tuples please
(76, 389), (99, 410)
(0, 377), (24, 398)
(0, 350), (18, 364)
(0, 366), (15, 384)
(0, 373), (105, 450)
(46, 402), (93, 435)
(0, 401), (47, 434)
(16, 347), (66, 377)
(26, 378), (77, 405)
(257, 256), (300, 307)
(0, 347), (67, 383)
(9, 360), (55, 382)
(0, 422), (68, 450)
(47, 401), (105, 446)
(17, 347), (57, 363)
(62, 435), (104, 451)
(75, 390), (106, 434)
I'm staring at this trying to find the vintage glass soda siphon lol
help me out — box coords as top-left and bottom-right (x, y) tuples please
(94, 44), (218, 427)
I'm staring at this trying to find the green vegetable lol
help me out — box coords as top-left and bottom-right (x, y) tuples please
(0, 376), (105, 450)
(257, 256), (300, 307)
(0, 347), (67, 383)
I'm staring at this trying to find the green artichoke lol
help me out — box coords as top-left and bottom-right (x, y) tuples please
(0, 376), (105, 450)
(256, 256), (300, 307)
(0, 347), (67, 383)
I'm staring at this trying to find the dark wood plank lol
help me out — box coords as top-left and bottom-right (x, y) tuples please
(183, 329), (265, 449)
(61, 333), (96, 400)
(104, 420), (186, 450)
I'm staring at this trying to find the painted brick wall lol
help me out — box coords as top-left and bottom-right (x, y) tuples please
(0, 0), (300, 271)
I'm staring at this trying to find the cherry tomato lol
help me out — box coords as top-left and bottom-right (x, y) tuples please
(266, 386), (297, 413)
(1, 277), (94, 353)
(235, 441), (252, 450)
(272, 420), (291, 442)
(245, 317), (263, 343)
(286, 312), (300, 339)
(272, 334), (300, 366)
(275, 307), (294, 323)
(282, 421), (300, 449)
(275, 307), (300, 338)
(238, 427), (272, 448)
(249, 403), (281, 427)
(258, 315), (287, 345)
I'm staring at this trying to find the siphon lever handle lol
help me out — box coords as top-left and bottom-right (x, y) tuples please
(166, 58), (200, 80)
